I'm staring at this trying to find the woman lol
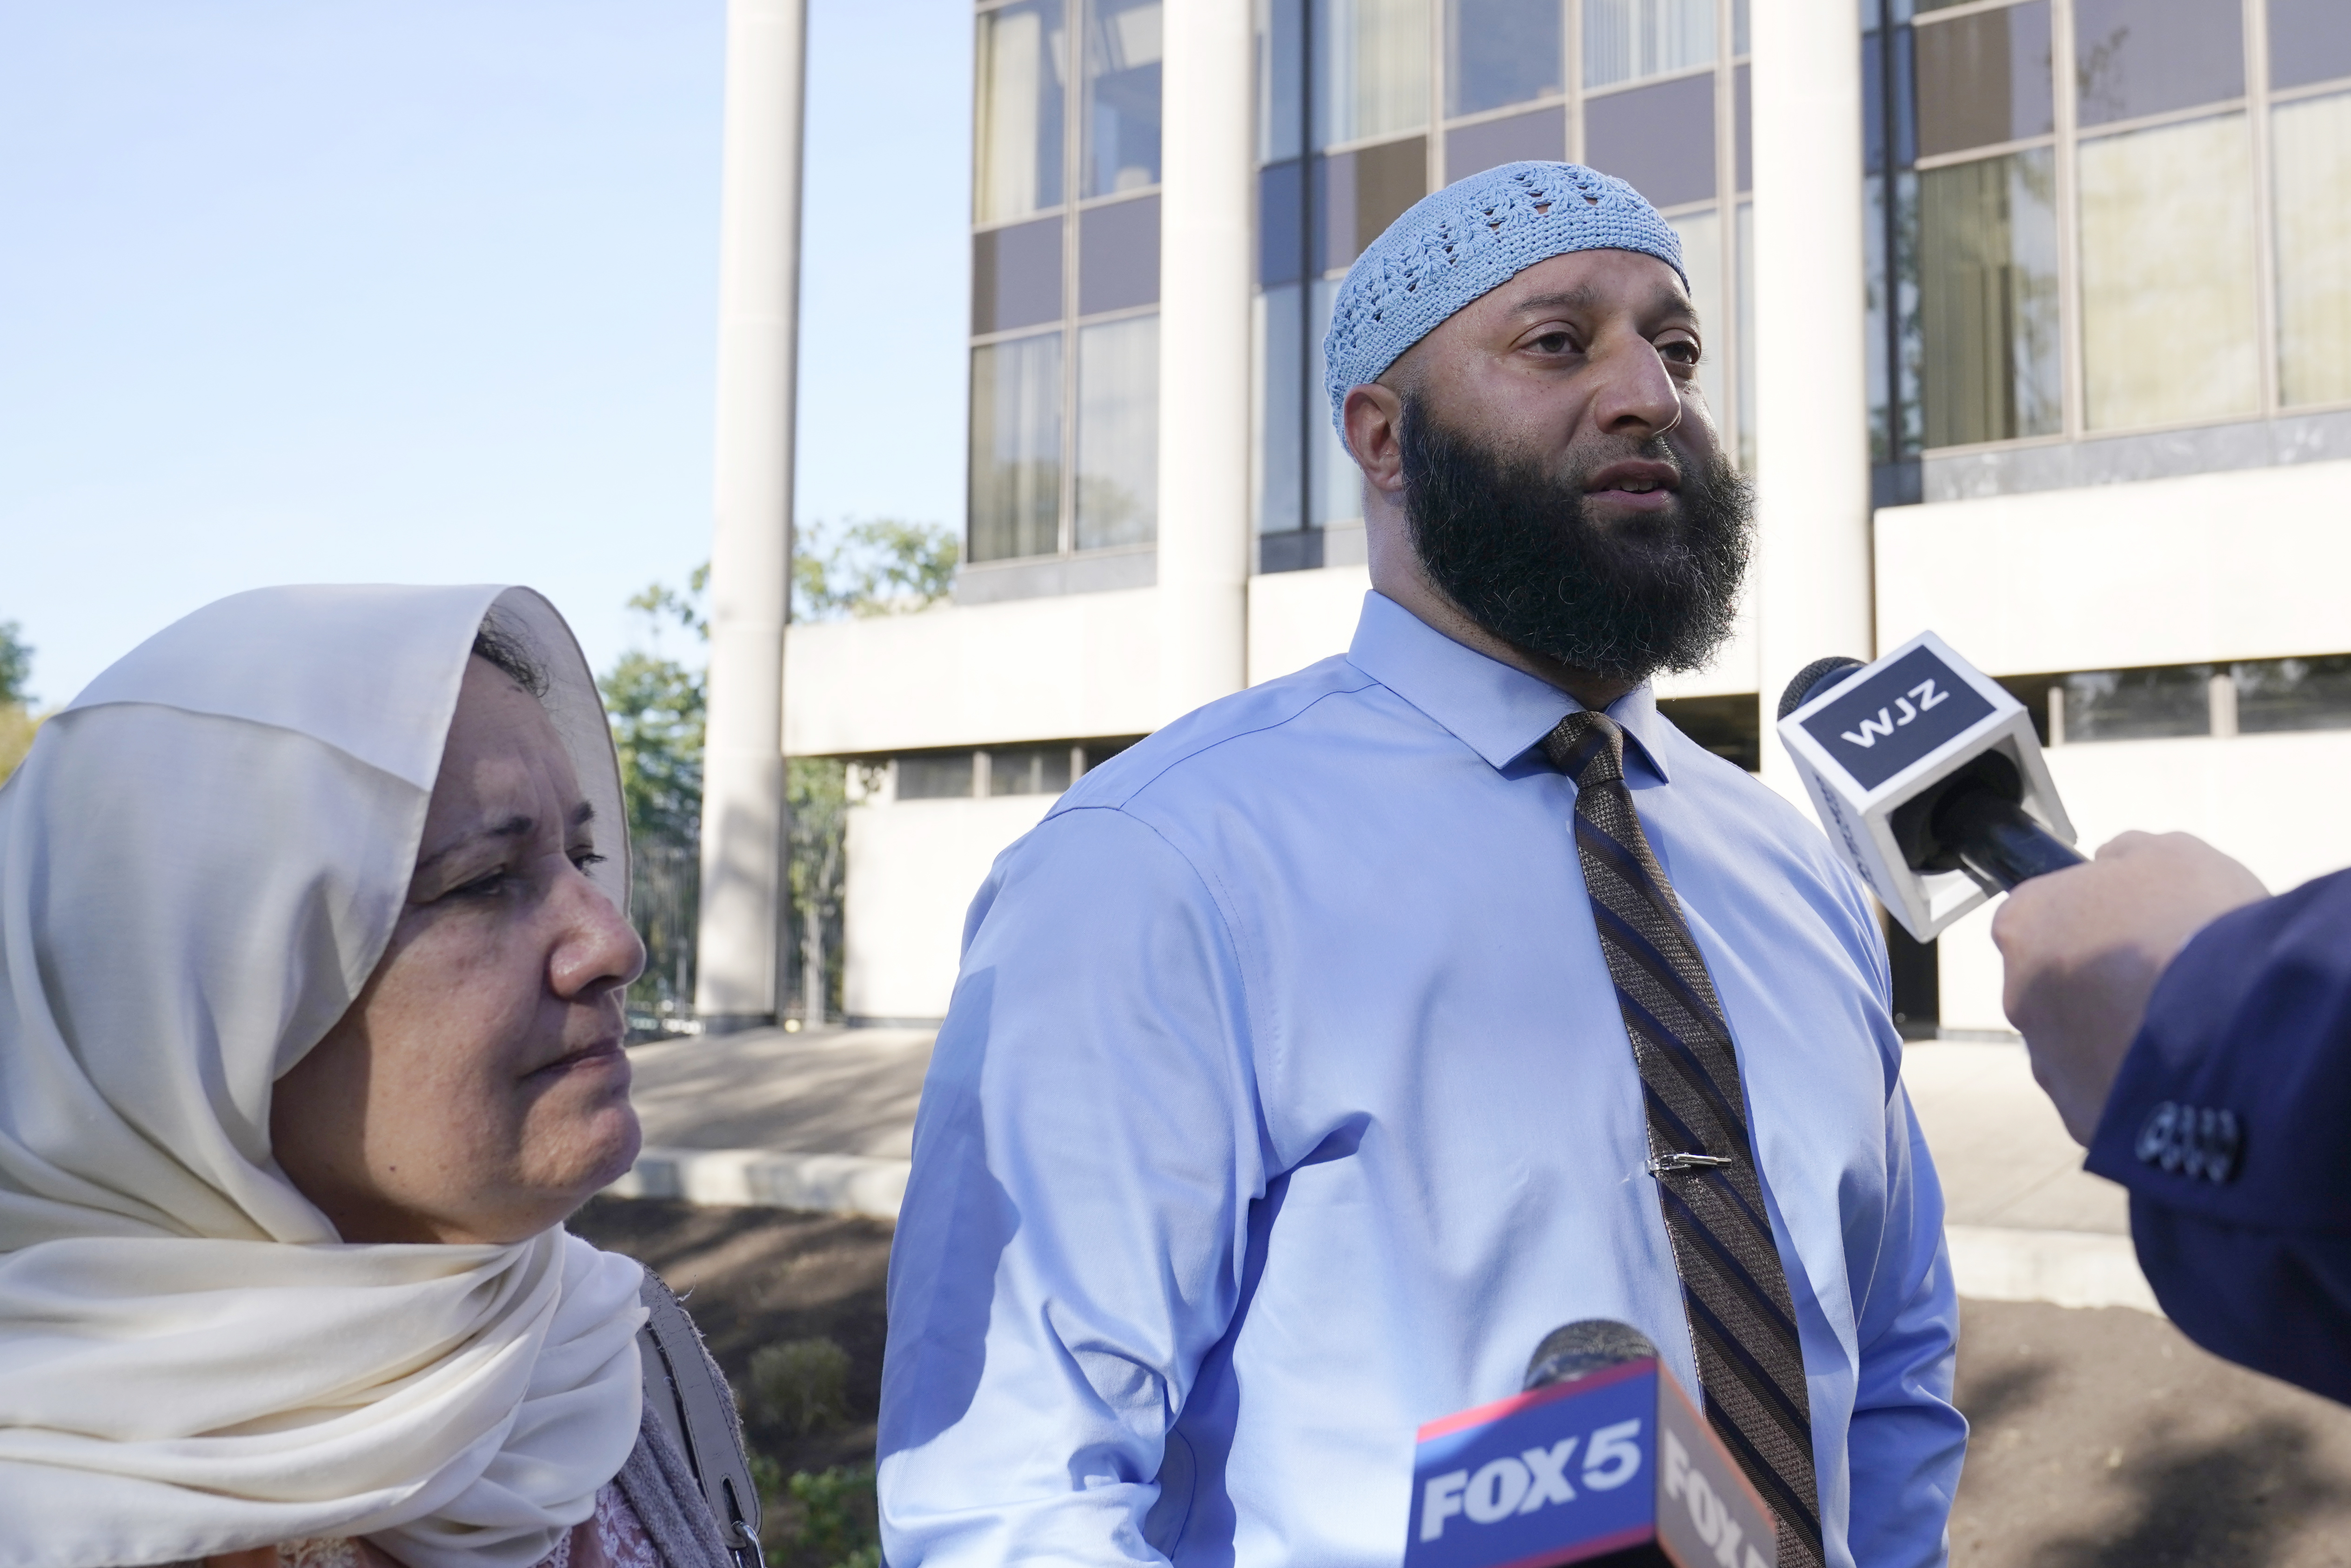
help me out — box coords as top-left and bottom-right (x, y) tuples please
(0, 586), (758, 1568)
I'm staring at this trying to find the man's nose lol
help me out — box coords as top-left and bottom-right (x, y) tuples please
(1585, 330), (1684, 439)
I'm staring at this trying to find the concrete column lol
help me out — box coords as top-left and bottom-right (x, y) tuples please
(697, 0), (807, 1029)
(1154, 0), (1254, 719)
(1749, 0), (1874, 803)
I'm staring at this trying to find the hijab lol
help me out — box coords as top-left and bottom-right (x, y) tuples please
(0, 586), (650, 1568)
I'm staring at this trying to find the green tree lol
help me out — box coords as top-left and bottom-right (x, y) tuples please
(793, 519), (958, 622)
(606, 529), (947, 1026)
(0, 621), (30, 708)
(0, 622), (36, 784)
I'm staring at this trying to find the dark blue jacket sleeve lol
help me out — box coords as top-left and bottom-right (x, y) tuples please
(2084, 866), (2351, 1403)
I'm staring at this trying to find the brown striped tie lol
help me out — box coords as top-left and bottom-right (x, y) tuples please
(1542, 709), (1824, 1568)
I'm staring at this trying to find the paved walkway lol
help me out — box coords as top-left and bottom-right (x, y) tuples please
(606, 1025), (2155, 1312)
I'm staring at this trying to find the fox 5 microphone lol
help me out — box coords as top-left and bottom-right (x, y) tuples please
(1776, 630), (2083, 943)
(1405, 1321), (1776, 1568)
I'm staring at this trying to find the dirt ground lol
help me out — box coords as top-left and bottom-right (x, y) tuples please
(573, 1196), (2351, 1566)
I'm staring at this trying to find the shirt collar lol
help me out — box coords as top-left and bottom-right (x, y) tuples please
(1344, 591), (1674, 784)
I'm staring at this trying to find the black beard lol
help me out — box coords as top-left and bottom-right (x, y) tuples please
(1399, 395), (1753, 685)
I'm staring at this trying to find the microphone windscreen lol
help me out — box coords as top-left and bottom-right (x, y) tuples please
(1521, 1320), (1660, 1391)
(1777, 655), (1868, 721)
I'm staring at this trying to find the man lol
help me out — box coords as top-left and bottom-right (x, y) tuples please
(1994, 830), (2351, 1401)
(879, 163), (1964, 1568)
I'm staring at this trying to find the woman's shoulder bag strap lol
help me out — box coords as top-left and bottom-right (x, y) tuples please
(637, 1266), (766, 1567)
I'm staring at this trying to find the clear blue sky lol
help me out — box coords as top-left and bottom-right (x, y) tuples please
(0, 0), (971, 704)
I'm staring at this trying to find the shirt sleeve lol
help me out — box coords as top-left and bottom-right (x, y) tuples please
(1842, 1081), (1966, 1568)
(877, 804), (1267, 1568)
(2085, 867), (2351, 1401)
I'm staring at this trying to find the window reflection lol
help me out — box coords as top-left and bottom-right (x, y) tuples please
(1075, 315), (1159, 550)
(897, 753), (976, 800)
(1446, 0), (1562, 118)
(1256, 285), (1306, 534)
(2072, 0), (2243, 129)
(972, 217), (1065, 335)
(2269, 0), (2351, 93)
(1666, 208), (1725, 422)
(1261, 0), (1308, 162)
(987, 744), (1075, 795)
(2079, 115), (2259, 429)
(1915, 1), (2052, 159)
(976, 0), (1067, 223)
(2061, 666), (2213, 742)
(2272, 91), (2351, 408)
(2235, 656), (2351, 734)
(1309, 278), (1362, 524)
(1314, 138), (1430, 270)
(1085, 0), (1162, 196)
(1583, 0), (1715, 91)
(1583, 73), (1715, 208)
(1919, 151), (2059, 446)
(1313, 0), (1430, 147)
(1079, 195), (1160, 314)
(1443, 107), (1566, 185)
(971, 333), (1065, 562)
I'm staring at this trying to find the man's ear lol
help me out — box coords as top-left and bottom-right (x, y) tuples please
(1343, 383), (1408, 497)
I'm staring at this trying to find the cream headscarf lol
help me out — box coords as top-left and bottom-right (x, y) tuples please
(0, 586), (650, 1568)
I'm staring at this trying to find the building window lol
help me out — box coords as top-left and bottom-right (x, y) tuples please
(1879, 0), (2351, 462)
(1253, 0), (1755, 570)
(970, 0), (1162, 566)
(888, 738), (1142, 801)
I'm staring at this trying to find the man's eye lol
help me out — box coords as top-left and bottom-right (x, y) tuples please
(1660, 339), (1701, 365)
(1532, 330), (1574, 354)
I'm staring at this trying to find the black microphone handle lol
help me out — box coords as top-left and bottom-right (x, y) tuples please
(1932, 782), (2087, 893)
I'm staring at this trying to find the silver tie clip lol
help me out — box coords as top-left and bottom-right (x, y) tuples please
(1648, 1152), (1735, 1176)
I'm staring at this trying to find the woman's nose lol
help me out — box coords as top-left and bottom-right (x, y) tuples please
(549, 866), (647, 998)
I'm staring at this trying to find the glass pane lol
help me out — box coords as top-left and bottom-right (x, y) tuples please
(970, 332), (1065, 562)
(1074, 315), (1159, 550)
(1443, 106), (1566, 184)
(972, 216), (1065, 334)
(2234, 656), (2351, 733)
(977, 0), (1067, 223)
(898, 753), (976, 799)
(1260, 0), (1307, 162)
(1583, 72), (1716, 209)
(1079, 194), (1160, 314)
(1260, 159), (1307, 284)
(1446, 0), (1562, 117)
(1583, 0), (1716, 90)
(1313, 0), (1431, 147)
(1915, 1), (2052, 158)
(1736, 200), (1755, 470)
(1735, 62), (1751, 190)
(2270, 0), (2351, 92)
(2061, 666), (2212, 742)
(987, 744), (1076, 795)
(1314, 138), (1430, 270)
(1256, 284), (1306, 533)
(2074, 0), (2243, 128)
(1667, 208), (1726, 423)
(1085, 0), (1162, 196)
(1309, 277), (1364, 522)
(2079, 115), (2259, 430)
(2273, 91), (2351, 407)
(1733, 0), (1748, 56)
(1919, 150), (2060, 447)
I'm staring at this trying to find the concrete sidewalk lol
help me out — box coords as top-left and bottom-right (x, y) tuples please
(605, 1025), (2155, 1312)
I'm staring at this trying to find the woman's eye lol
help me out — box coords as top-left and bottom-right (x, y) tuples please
(571, 851), (607, 873)
(450, 869), (514, 900)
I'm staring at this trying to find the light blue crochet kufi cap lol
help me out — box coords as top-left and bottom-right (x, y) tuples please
(1322, 161), (1686, 434)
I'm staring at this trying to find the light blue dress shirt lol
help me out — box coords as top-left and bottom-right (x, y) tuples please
(879, 592), (1964, 1568)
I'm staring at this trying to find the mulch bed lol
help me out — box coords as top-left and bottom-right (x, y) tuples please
(576, 1197), (2351, 1566)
